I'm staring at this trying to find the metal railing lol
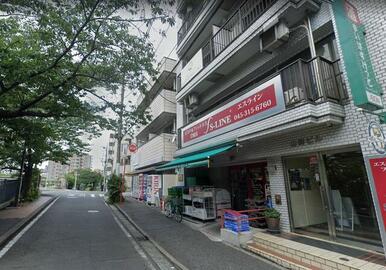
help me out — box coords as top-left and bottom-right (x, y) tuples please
(0, 178), (19, 209)
(280, 57), (344, 107)
(177, 0), (209, 45)
(202, 0), (277, 67)
(177, 57), (345, 148)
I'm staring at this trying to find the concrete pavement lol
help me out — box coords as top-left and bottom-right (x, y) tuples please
(119, 197), (282, 270)
(0, 190), (155, 270)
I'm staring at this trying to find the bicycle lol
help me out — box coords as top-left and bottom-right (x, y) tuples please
(164, 197), (183, 223)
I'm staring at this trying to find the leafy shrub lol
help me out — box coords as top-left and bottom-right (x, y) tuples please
(107, 174), (124, 204)
(264, 208), (281, 219)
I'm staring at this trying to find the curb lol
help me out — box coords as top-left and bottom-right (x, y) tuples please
(0, 195), (58, 249)
(115, 203), (190, 270)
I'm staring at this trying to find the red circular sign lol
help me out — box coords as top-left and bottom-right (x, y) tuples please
(129, 143), (137, 153)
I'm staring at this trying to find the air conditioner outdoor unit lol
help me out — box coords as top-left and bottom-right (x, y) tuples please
(260, 22), (290, 53)
(186, 93), (199, 109)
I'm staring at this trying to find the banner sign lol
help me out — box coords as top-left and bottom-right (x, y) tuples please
(181, 75), (285, 147)
(332, 0), (383, 111)
(365, 156), (386, 257)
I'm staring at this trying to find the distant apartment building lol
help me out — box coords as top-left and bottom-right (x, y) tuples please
(159, 0), (386, 254)
(46, 154), (92, 188)
(129, 57), (182, 201)
(104, 132), (133, 190)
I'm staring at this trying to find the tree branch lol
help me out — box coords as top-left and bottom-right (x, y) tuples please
(0, 0), (101, 97)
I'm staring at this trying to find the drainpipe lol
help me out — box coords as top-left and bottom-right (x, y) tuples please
(305, 17), (323, 99)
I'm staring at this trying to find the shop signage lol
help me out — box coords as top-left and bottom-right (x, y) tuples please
(365, 156), (386, 257)
(181, 75), (285, 147)
(368, 122), (386, 154)
(290, 135), (323, 148)
(332, 0), (383, 111)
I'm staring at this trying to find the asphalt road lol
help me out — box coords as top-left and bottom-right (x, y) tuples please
(0, 190), (152, 270)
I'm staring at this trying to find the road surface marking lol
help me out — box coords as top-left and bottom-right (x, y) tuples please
(90, 194), (95, 198)
(112, 215), (157, 270)
(99, 194), (104, 197)
(0, 196), (60, 259)
(87, 210), (99, 213)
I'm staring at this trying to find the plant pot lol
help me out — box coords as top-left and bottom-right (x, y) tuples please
(266, 217), (280, 233)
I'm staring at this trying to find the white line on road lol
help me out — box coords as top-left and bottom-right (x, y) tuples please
(90, 194), (95, 198)
(99, 194), (104, 197)
(112, 214), (157, 270)
(0, 196), (60, 259)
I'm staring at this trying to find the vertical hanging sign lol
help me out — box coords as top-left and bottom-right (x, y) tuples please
(365, 156), (386, 258)
(332, 0), (383, 111)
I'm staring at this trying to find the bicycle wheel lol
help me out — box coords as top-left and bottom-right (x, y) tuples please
(164, 202), (172, 218)
(174, 207), (183, 223)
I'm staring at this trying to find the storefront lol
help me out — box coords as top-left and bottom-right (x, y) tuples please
(284, 148), (382, 249)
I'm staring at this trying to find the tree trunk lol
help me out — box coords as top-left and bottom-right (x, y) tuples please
(21, 150), (33, 198)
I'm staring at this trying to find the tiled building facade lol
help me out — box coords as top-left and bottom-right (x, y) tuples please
(172, 0), (386, 252)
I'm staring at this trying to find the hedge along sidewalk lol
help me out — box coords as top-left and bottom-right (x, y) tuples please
(0, 194), (56, 248)
(117, 197), (282, 270)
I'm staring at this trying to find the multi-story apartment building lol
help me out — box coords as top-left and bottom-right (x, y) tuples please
(46, 154), (92, 188)
(130, 57), (182, 201)
(160, 0), (386, 253)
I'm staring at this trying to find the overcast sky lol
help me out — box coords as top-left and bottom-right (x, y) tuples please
(88, 11), (180, 170)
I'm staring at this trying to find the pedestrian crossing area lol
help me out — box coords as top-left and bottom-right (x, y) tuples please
(66, 192), (105, 199)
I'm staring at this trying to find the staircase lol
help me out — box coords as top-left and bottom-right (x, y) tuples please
(246, 232), (385, 270)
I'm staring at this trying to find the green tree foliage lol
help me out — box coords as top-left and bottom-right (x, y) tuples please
(107, 174), (124, 204)
(65, 169), (103, 191)
(0, 0), (175, 199)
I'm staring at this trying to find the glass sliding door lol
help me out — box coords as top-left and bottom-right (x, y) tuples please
(285, 155), (330, 236)
(323, 150), (382, 248)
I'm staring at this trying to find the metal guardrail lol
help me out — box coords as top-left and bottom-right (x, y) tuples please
(202, 0), (278, 67)
(0, 178), (20, 208)
(281, 57), (345, 107)
(177, 0), (209, 45)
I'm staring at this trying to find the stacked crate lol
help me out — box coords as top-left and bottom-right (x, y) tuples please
(223, 210), (250, 232)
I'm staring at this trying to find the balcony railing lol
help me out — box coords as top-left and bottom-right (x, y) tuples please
(134, 133), (177, 169)
(177, 57), (345, 147)
(203, 0), (277, 67)
(177, 0), (208, 45)
(281, 57), (346, 107)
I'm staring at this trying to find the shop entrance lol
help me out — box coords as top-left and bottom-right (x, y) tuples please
(285, 149), (382, 251)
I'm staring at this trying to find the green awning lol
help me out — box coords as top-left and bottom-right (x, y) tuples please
(156, 144), (234, 171)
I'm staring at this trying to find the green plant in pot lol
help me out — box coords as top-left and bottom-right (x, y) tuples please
(264, 208), (281, 233)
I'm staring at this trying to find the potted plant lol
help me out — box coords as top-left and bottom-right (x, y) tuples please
(264, 208), (281, 233)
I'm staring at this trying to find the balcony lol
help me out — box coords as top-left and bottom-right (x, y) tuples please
(177, 0), (209, 45)
(177, 57), (346, 153)
(132, 133), (177, 169)
(136, 57), (176, 107)
(179, 0), (278, 89)
(136, 89), (176, 138)
(178, 0), (324, 99)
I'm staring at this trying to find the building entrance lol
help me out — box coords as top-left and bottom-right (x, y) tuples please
(285, 149), (382, 251)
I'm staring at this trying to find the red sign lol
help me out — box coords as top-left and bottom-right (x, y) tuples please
(183, 84), (277, 143)
(344, 0), (361, 25)
(129, 143), (137, 153)
(368, 157), (386, 231)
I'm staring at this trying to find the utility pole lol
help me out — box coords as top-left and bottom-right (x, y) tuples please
(115, 83), (125, 176)
(73, 170), (78, 190)
(102, 146), (107, 192)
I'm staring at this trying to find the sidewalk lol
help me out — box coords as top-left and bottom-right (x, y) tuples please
(0, 195), (54, 246)
(118, 197), (281, 270)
